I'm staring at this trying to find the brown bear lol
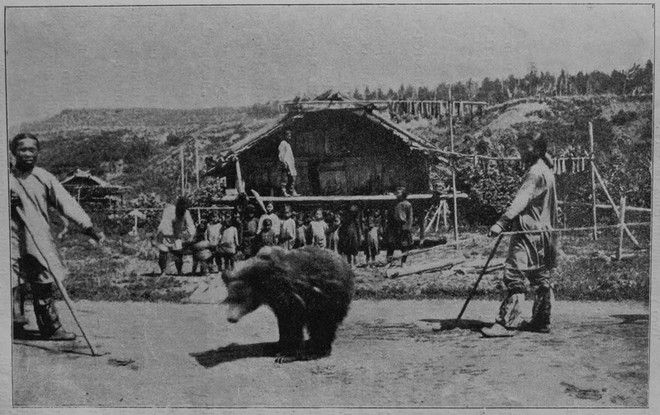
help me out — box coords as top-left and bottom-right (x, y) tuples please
(221, 245), (355, 363)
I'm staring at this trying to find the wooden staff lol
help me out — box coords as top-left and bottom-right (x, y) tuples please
(456, 234), (504, 321)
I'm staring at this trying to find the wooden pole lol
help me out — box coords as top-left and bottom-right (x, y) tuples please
(418, 210), (426, 243)
(589, 122), (598, 240)
(456, 234), (504, 321)
(194, 138), (200, 190)
(592, 163), (641, 248)
(617, 196), (626, 260)
(449, 85), (459, 247)
(180, 147), (185, 195)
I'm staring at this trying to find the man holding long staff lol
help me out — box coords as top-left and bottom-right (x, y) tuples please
(10, 133), (105, 341)
(481, 131), (558, 336)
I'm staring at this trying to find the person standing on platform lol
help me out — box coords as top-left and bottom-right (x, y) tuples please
(278, 130), (299, 196)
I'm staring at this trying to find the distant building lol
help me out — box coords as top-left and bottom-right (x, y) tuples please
(206, 91), (448, 197)
(61, 169), (129, 208)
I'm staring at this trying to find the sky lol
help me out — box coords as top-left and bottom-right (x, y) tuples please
(4, 4), (654, 126)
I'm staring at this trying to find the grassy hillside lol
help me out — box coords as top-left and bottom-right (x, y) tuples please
(400, 95), (652, 224)
(18, 107), (280, 201)
(21, 95), (651, 217)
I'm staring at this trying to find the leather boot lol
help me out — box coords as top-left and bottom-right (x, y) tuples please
(496, 292), (525, 329)
(158, 252), (168, 275)
(522, 285), (552, 333)
(32, 283), (66, 338)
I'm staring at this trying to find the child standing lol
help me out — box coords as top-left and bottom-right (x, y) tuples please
(242, 206), (259, 257)
(309, 209), (329, 248)
(191, 221), (213, 275)
(279, 204), (296, 250)
(217, 215), (239, 271)
(365, 210), (382, 266)
(294, 213), (308, 248)
(338, 204), (362, 267)
(205, 214), (223, 272)
(253, 218), (278, 252)
(328, 213), (341, 253)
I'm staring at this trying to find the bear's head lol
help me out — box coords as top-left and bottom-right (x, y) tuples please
(221, 246), (284, 323)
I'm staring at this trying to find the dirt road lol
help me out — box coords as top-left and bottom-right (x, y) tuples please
(12, 294), (648, 407)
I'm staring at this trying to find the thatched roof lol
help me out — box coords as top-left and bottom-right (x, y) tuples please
(206, 90), (446, 175)
(61, 169), (127, 190)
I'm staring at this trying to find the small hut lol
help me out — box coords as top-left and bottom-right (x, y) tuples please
(61, 169), (128, 208)
(206, 91), (449, 202)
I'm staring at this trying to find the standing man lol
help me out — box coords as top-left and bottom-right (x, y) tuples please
(278, 130), (299, 197)
(385, 187), (414, 266)
(10, 133), (105, 340)
(155, 196), (196, 275)
(482, 132), (558, 336)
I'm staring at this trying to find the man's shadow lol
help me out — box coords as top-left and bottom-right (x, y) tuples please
(190, 342), (279, 368)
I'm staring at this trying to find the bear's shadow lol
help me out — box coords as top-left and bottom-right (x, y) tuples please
(190, 342), (280, 367)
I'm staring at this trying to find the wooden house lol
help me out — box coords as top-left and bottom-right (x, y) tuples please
(206, 91), (448, 202)
(61, 169), (128, 208)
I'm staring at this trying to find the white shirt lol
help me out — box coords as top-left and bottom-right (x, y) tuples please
(278, 140), (297, 176)
(257, 212), (281, 234)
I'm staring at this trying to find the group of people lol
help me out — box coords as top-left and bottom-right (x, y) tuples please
(10, 128), (558, 342)
(154, 199), (242, 275)
(154, 186), (416, 274)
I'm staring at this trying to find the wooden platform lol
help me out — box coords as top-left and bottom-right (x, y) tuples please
(219, 192), (467, 204)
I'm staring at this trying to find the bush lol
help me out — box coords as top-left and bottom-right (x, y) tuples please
(611, 110), (638, 125)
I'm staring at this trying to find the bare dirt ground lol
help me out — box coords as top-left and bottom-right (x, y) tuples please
(12, 294), (648, 407)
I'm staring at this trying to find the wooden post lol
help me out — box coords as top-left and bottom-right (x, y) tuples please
(180, 147), (185, 195)
(589, 122), (598, 240)
(617, 196), (626, 260)
(418, 210), (426, 244)
(592, 163), (641, 248)
(449, 86), (460, 247)
(194, 138), (200, 190)
(424, 205), (438, 233)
